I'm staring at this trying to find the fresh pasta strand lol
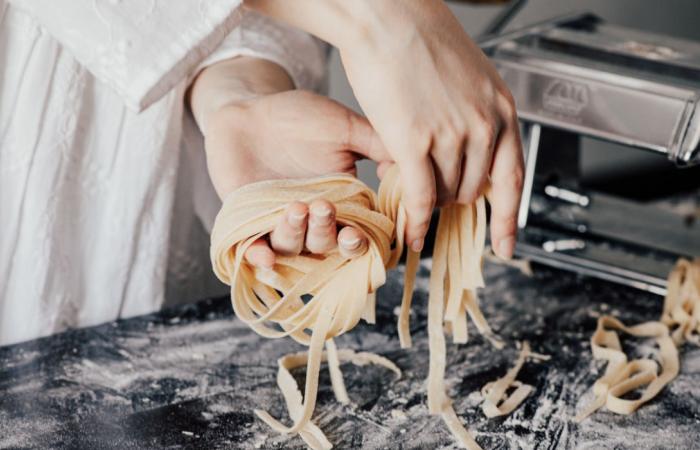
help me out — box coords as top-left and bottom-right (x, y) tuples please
(263, 341), (402, 450)
(575, 316), (679, 421)
(480, 341), (550, 418)
(576, 258), (700, 422)
(661, 258), (700, 346)
(210, 166), (500, 449)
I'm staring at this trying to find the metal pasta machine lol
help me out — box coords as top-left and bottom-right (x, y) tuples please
(480, 13), (700, 295)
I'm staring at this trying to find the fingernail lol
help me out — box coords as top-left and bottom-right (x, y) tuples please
(411, 238), (424, 252)
(311, 206), (332, 225)
(288, 211), (307, 227)
(340, 237), (361, 250)
(497, 236), (515, 260)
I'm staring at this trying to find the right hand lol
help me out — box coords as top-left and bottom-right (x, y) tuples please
(338, 0), (523, 258)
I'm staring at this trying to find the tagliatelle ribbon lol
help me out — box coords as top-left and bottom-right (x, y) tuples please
(576, 258), (700, 422)
(575, 316), (679, 421)
(210, 166), (501, 449)
(263, 346), (402, 450)
(480, 341), (550, 418)
(661, 258), (700, 346)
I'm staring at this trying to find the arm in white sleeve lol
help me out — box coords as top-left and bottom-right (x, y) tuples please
(9, 0), (244, 111)
(193, 10), (329, 95)
(187, 9), (329, 133)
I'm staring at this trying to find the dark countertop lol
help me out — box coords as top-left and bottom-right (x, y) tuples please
(1, 261), (699, 449)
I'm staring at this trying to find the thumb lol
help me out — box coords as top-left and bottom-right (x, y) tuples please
(341, 109), (392, 163)
(376, 161), (395, 180)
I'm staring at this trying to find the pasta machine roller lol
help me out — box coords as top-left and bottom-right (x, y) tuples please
(480, 13), (700, 295)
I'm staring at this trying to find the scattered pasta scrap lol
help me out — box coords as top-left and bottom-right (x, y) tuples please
(577, 258), (700, 421)
(661, 258), (700, 346)
(480, 341), (550, 418)
(210, 166), (503, 449)
(575, 316), (679, 421)
(483, 245), (533, 277)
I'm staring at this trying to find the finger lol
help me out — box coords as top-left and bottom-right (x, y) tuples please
(431, 130), (465, 206)
(456, 120), (498, 206)
(341, 109), (392, 163)
(376, 161), (394, 180)
(488, 122), (524, 260)
(305, 200), (337, 254)
(270, 201), (308, 256)
(338, 226), (368, 258)
(399, 156), (436, 252)
(244, 238), (276, 269)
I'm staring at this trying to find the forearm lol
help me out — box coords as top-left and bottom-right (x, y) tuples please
(242, 0), (452, 52)
(242, 0), (367, 50)
(188, 56), (294, 135)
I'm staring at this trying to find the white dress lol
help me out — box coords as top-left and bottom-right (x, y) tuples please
(0, 0), (328, 345)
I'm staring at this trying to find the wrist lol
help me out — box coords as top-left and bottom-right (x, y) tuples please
(203, 102), (255, 198)
(188, 56), (293, 135)
(242, 0), (384, 53)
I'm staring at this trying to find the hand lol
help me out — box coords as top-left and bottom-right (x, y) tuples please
(245, 0), (524, 259)
(339, 1), (523, 258)
(201, 88), (390, 268)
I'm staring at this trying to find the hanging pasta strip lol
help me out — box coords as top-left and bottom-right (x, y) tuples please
(404, 201), (504, 448)
(266, 346), (401, 450)
(211, 167), (500, 449)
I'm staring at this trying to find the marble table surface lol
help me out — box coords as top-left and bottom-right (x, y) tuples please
(1, 261), (699, 449)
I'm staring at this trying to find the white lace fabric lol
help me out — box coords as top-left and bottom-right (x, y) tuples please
(0, 0), (328, 345)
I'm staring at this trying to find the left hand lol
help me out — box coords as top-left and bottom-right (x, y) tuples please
(203, 90), (389, 196)
(189, 59), (391, 268)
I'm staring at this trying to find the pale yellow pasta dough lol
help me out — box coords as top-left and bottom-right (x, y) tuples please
(576, 258), (700, 421)
(575, 316), (679, 421)
(662, 258), (700, 346)
(210, 166), (500, 449)
(480, 341), (549, 418)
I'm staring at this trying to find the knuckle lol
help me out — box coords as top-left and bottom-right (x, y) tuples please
(503, 167), (524, 192)
(493, 213), (518, 234)
(285, 219), (306, 233)
(511, 168), (525, 192)
(307, 238), (329, 255)
(410, 218), (431, 236)
(409, 190), (436, 213)
(477, 79), (498, 100)
(492, 167), (524, 198)
(310, 198), (333, 211)
(404, 125), (434, 159)
(410, 219), (433, 236)
(437, 124), (463, 150)
(500, 94), (518, 121)
(472, 120), (497, 151)
(497, 87), (516, 106)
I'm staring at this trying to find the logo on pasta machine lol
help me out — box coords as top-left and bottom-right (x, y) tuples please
(543, 79), (589, 116)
